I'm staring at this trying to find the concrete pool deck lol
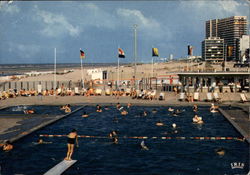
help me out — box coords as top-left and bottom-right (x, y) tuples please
(0, 94), (249, 144)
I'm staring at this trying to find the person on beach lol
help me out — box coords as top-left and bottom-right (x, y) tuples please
(0, 141), (13, 151)
(65, 129), (78, 161)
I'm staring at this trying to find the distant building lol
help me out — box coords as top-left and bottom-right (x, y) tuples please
(205, 16), (248, 61)
(239, 35), (250, 63)
(202, 37), (225, 62)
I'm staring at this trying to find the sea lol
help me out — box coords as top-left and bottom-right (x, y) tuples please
(0, 63), (122, 77)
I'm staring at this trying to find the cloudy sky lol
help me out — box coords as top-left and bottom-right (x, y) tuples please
(0, 0), (249, 64)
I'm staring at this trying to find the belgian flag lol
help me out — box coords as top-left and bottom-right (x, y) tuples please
(80, 49), (85, 59)
(118, 48), (125, 58)
(152, 48), (159, 57)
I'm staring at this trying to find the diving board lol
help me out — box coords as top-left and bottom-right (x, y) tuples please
(44, 160), (77, 175)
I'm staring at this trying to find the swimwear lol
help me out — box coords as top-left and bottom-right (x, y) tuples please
(67, 137), (75, 144)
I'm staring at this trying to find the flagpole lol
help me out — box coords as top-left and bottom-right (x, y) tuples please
(117, 56), (120, 89)
(54, 48), (56, 96)
(151, 57), (154, 77)
(80, 57), (84, 88)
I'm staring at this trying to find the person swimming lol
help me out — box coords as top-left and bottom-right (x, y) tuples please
(140, 140), (149, 150)
(121, 110), (128, 115)
(156, 121), (164, 126)
(193, 104), (198, 112)
(152, 109), (157, 114)
(168, 107), (174, 112)
(96, 105), (102, 112)
(116, 103), (121, 109)
(192, 114), (204, 124)
(1, 141), (13, 151)
(109, 131), (118, 144)
(24, 109), (35, 114)
(215, 148), (225, 156)
(36, 138), (52, 144)
(82, 112), (89, 118)
(210, 103), (218, 113)
(64, 104), (71, 113)
(127, 103), (132, 108)
(143, 111), (147, 117)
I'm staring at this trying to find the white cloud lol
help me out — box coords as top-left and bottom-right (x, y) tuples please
(16, 44), (40, 58)
(116, 8), (169, 40)
(0, 2), (19, 14)
(34, 7), (80, 37)
(180, 0), (248, 17)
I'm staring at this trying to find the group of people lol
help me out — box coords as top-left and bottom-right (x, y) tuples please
(60, 104), (71, 113)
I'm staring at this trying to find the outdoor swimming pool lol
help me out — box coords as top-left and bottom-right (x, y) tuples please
(0, 105), (249, 175)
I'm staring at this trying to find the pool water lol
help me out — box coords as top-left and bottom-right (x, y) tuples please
(0, 105), (249, 175)
(0, 105), (78, 115)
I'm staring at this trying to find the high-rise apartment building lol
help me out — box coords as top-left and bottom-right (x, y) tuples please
(202, 37), (225, 62)
(205, 16), (248, 61)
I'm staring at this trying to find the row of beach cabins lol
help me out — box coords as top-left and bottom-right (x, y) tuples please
(0, 84), (249, 103)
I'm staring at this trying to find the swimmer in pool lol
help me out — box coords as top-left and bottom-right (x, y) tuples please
(121, 110), (128, 115)
(64, 104), (71, 113)
(1, 141), (13, 151)
(192, 114), (204, 124)
(36, 138), (52, 144)
(116, 103), (121, 109)
(109, 131), (118, 144)
(193, 104), (198, 112)
(156, 121), (164, 126)
(152, 109), (157, 114)
(127, 103), (132, 108)
(24, 109), (35, 114)
(168, 107), (174, 112)
(140, 140), (149, 150)
(215, 148), (225, 156)
(65, 129), (78, 161)
(82, 112), (89, 118)
(210, 103), (218, 113)
(96, 104), (102, 112)
(143, 111), (147, 117)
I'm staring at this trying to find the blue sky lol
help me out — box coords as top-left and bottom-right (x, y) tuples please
(0, 0), (249, 64)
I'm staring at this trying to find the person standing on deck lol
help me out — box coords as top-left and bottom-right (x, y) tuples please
(65, 129), (78, 161)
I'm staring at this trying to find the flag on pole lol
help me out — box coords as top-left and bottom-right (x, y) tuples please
(188, 45), (193, 56)
(118, 48), (125, 58)
(80, 49), (85, 59)
(152, 48), (159, 57)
